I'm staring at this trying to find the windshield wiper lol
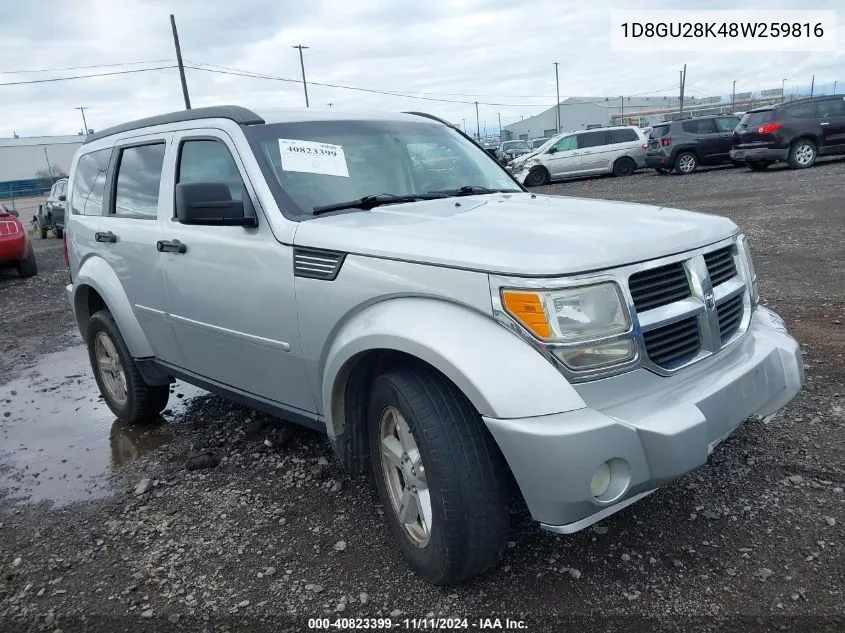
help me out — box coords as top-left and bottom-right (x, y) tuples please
(312, 193), (445, 215)
(427, 185), (519, 197)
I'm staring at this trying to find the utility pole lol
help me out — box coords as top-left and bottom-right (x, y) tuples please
(169, 14), (191, 109)
(498, 112), (502, 136)
(620, 96), (624, 123)
(678, 64), (686, 116)
(43, 147), (54, 181)
(475, 101), (480, 139)
(834, 80), (838, 94)
(810, 74), (815, 97)
(732, 80), (736, 111)
(74, 106), (89, 135)
(292, 45), (310, 107)
(554, 61), (561, 134)
(782, 78), (787, 100)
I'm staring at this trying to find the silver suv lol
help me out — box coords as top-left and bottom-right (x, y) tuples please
(509, 126), (648, 186)
(64, 105), (804, 585)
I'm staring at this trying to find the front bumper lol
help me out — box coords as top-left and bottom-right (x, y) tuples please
(730, 147), (789, 163)
(483, 307), (804, 532)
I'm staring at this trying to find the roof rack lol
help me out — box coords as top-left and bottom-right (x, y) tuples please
(83, 105), (265, 144)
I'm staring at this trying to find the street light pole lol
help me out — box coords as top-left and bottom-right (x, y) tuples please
(782, 78), (787, 100)
(292, 45), (310, 107)
(74, 106), (89, 134)
(553, 61), (561, 134)
(475, 101), (480, 139)
(732, 80), (736, 111)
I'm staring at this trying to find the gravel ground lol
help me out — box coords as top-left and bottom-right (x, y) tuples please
(1, 162), (844, 632)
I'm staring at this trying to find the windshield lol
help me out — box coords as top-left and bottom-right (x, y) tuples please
(245, 120), (520, 216)
(503, 141), (530, 151)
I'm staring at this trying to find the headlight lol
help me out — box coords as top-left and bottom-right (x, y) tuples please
(737, 234), (758, 306)
(501, 283), (635, 370)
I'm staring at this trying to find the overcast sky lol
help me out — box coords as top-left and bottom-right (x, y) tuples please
(2, 0), (844, 138)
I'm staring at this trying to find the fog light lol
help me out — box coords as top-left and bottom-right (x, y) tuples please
(590, 458), (632, 503)
(591, 462), (612, 497)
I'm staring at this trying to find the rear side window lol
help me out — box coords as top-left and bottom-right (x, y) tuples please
(178, 139), (244, 201)
(649, 125), (670, 139)
(113, 143), (166, 218)
(682, 119), (716, 134)
(608, 128), (638, 143)
(71, 149), (112, 216)
(739, 110), (774, 127)
(817, 98), (845, 118)
(714, 117), (740, 132)
(782, 103), (816, 119)
(577, 131), (609, 148)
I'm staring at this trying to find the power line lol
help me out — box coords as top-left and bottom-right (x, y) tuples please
(0, 65), (178, 86)
(0, 59), (175, 75)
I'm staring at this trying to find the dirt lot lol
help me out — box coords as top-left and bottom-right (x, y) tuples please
(1, 161), (843, 632)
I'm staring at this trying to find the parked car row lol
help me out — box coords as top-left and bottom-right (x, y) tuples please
(646, 95), (845, 176)
(505, 125), (649, 186)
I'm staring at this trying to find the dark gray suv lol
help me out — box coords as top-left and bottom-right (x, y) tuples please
(645, 115), (741, 175)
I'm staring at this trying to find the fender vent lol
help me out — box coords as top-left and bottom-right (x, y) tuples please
(293, 248), (346, 280)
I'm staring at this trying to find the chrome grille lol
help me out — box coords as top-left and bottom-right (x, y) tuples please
(293, 248), (346, 280)
(642, 316), (701, 369)
(628, 261), (690, 312)
(717, 294), (744, 343)
(704, 246), (737, 286)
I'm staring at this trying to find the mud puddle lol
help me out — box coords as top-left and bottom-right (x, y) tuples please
(0, 345), (204, 506)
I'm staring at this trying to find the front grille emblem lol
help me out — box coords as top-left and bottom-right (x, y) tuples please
(703, 291), (716, 311)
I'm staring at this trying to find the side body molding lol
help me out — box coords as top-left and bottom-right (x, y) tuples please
(321, 298), (587, 439)
(72, 256), (154, 358)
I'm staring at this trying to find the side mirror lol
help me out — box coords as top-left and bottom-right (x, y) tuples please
(547, 147), (558, 154)
(174, 182), (257, 227)
(58, 194), (67, 202)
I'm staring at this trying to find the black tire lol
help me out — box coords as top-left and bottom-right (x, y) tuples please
(16, 245), (37, 278)
(612, 157), (636, 177)
(524, 166), (549, 187)
(654, 167), (670, 175)
(87, 310), (170, 423)
(368, 365), (509, 585)
(674, 151), (698, 175)
(748, 162), (770, 171)
(39, 226), (48, 239)
(55, 227), (63, 239)
(787, 138), (817, 169)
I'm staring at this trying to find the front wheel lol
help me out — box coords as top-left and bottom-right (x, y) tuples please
(524, 166), (549, 187)
(87, 310), (170, 423)
(369, 365), (509, 584)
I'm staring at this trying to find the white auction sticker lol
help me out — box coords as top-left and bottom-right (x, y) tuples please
(278, 139), (349, 177)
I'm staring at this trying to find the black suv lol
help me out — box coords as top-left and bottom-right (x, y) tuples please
(731, 95), (845, 170)
(34, 178), (68, 238)
(645, 115), (741, 175)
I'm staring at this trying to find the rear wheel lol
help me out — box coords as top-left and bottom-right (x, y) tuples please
(87, 310), (170, 423)
(748, 162), (770, 171)
(369, 365), (509, 584)
(39, 226), (48, 239)
(674, 151), (698, 175)
(55, 227), (63, 239)
(524, 166), (549, 187)
(787, 138), (816, 169)
(612, 157), (636, 177)
(16, 245), (37, 278)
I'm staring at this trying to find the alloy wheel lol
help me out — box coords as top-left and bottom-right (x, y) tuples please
(94, 331), (128, 406)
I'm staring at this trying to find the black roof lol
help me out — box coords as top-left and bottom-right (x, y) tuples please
(748, 94), (844, 112)
(83, 105), (265, 144)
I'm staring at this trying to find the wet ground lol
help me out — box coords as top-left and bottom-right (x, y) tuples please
(1, 346), (202, 505)
(1, 163), (844, 632)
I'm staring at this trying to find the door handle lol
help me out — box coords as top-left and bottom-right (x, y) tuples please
(94, 231), (117, 243)
(820, 122), (830, 126)
(693, 136), (702, 141)
(156, 239), (187, 254)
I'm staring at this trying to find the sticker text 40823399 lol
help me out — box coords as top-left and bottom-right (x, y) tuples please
(278, 139), (349, 177)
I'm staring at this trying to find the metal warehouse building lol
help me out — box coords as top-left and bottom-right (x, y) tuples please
(0, 135), (85, 199)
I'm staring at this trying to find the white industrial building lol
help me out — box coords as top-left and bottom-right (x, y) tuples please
(0, 135), (84, 181)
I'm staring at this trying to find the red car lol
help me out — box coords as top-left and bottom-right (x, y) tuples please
(0, 204), (37, 277)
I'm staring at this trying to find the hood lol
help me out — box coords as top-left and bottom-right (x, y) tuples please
(293, 193), (738, 276)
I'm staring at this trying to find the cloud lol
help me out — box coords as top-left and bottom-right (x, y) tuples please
(1, 0), (843, 137)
